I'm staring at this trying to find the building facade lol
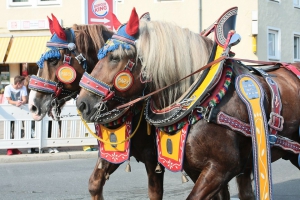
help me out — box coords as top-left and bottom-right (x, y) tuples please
(118, 0), (300, 62)
(0, 0), (299, 91)
(0, 0), (85, 91)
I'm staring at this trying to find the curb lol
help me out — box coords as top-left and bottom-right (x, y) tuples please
(0, 151), (98, 163)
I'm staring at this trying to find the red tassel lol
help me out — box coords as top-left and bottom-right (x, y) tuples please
(125, 7), (139, 36)
(112, 13), (122, 31)
(51, 13), (66, 41)
(47, 16), (54, 34)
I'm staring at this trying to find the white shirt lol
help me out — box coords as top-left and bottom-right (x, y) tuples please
(3, 84), (27, 104)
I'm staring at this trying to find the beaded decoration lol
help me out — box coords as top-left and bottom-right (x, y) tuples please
(36, 29), (75, 68)
(97, 38), (131, 60)
(159, 63), (233, 133)
(37, 49), (61, 68)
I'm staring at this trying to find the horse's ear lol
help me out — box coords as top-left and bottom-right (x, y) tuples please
(140, 12), (150, 21)
(126, 7), (139, 36)
(51, 13), (67, 41)
(47, 16), (54, 34)
(112, 13), (122, 31)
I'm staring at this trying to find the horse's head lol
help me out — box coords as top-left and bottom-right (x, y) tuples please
(76, 8), (149, 122)
(28, 14), (113, 121)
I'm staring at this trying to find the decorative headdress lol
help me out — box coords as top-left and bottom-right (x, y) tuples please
(97, 8), (140, 60)
(37, 14), (75, 68)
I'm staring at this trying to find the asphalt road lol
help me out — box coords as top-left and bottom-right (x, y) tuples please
(0, 157), (299, 200)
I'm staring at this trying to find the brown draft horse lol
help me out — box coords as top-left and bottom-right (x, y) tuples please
(27, 14), (167, 200)
(76, 8), (300, 199)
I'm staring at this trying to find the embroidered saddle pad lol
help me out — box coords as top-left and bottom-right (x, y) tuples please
(95, 116), (132, 164)
(156, 123), (189, 172)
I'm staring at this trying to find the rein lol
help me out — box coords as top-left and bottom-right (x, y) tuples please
(116, 55), (227, 109)
(116, 57), (300, 110)
(77, 103), (145, 144)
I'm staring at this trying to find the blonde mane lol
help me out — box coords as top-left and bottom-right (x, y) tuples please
(135, 20), (214, 108)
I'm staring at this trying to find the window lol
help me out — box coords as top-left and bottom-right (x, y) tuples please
(294, 34), (300, 61)
(268, 28), (280, 60)
(294, 0), (300, 8)
(8, 0), (61, 6)
(37, 0), (61, 6)
(269, 0), (280, 3)
(9, 0), (30, 6)
(0, 65), (10, 92)
(156, 0), (183, 2)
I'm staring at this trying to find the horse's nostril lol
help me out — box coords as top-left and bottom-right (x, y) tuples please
(30, 105), (38, 113)
(78, 102), (86, 113)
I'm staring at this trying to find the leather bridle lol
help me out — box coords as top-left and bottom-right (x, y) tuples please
(79, 58), (136, 103)
(29, 29), (87, 120)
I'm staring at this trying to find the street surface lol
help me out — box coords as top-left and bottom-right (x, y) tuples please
(0, 157), (299, 200)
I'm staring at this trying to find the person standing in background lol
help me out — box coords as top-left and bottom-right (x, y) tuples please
(4, 75), (27, 155)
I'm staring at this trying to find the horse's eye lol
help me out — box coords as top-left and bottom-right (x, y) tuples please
(110, 55), (120, 63)
(47, 58), (59, 66)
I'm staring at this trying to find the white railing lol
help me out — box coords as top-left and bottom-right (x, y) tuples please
(0, 104), (97, 152)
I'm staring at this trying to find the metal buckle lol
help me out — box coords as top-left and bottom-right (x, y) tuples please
(75, 53), (86, 64)
(63, 54), (72, 65)
(125, 59), (135, 71)
(268, 112), (284, 131)
(269, 134), (277, 145)
(196, 106), (211, 122)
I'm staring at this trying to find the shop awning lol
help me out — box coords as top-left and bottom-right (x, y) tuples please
(0, 37), (12, 64)
(5, 36), (51, 64)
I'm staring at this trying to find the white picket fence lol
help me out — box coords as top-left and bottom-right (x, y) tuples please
(0, 104), (97, 152)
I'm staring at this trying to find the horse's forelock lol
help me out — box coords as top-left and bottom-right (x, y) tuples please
(72, 24), (113, 66)
(111, 44), (136, 60)
(136, 21), (214, 108)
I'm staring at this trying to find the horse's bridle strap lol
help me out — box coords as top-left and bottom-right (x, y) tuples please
(79, 72), (111, 97)
(28, 75), (59, 94)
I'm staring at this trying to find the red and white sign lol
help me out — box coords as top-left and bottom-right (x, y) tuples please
(86, 0), (114, 29)
(7, 19), (52, 30)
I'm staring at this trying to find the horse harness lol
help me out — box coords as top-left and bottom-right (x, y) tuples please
(29, 28), (87, 120)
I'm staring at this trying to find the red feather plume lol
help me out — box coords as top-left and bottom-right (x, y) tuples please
(47, 16), (54, 34)
(112, 13), (122, 31)
(125, 8), (139, 36)
(51, 13), (66, 41)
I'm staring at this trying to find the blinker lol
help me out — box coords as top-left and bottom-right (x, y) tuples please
(56, 64), (77, 84)
(113, 70), (134, 92)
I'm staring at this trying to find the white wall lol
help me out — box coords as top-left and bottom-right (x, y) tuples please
(202, 1), (258, 60)
(257, 0), (300, 62)
(116, 0), (200, 33)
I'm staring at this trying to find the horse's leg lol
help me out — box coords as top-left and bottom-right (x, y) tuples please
(211, 185), (230, 200)
(89, 157), (120, 200)
(236, 167), (255, 200)
(282, 152), (300, 170)
(184, 167), (230, 200)
(144, 160), (165, 200)
(186, 163), (232, 200)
